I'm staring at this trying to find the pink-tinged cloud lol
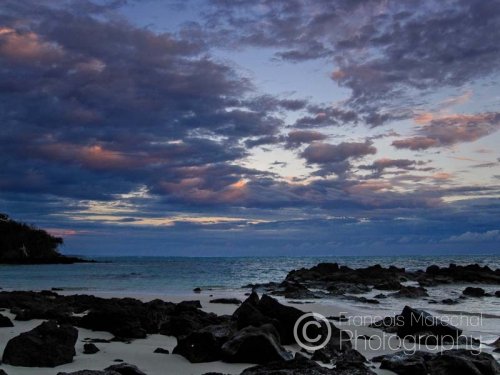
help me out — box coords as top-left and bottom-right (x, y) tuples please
(393, 113), (500, 150)
(302, 141), (376, 164)
(285, 130), (327, 148)
(0, 27), (63, 62)
(432, 172), (453, 181)
(35, 143), (156, 170)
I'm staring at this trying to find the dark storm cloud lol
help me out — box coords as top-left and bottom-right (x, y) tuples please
(201, 0), (500, 125)
(0, 0), (287, 203)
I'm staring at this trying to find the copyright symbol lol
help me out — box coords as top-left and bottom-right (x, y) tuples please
(293, 312), (332, 351)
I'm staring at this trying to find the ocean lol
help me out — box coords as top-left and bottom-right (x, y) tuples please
(1, 254), (500, 343)
(0, 255), (499, 294)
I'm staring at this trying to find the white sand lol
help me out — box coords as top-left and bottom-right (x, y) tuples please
(0, 290), (497, 375)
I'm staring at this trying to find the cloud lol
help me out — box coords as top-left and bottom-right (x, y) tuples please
(302, 141), (376, 164)
(0, 0), (287, 204)
(360, 158), (420, 173)
(201, 0), (500, 126)
(445, 230), (500, 242)
(392, 113), (500, 150)
(285, 130), (328, 149)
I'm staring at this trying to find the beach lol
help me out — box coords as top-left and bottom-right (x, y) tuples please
(0, 259), (499, 374)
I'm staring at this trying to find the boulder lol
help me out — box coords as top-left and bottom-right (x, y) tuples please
(257, 294), (304, 344)
(463, 287), (486, 297)
(428, 349), (500, 375)
(396, 306), (462, 341)
(232, 292), (277, 332)
(173, 323), (234, 363)
(369, 316), (398, 333)
(160, 306), (224, 339)
(241, 352), (375, 374)
(79, 305), (147, 339)
(103, 363), (147, 375)
(153, 347), (169, 354)
(209, 298), (242, 305)
(391, 286), (428, 298)
(221, 324), (292, 364)
(241, 354), (332, 374)
(375, 349), (500, 375)
(373, 280), (403, 290)
(377, 351), (436, 375)
(0, 313), (14, 327)
(83, 343), (99, 354)
(2, 320), (78, 367)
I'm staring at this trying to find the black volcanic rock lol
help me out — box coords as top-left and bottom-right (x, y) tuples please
(153, 347), (169, 354)
(0, 313), (14, 327)
(256, 294), (304, 345)
(83, 343), (99, 354)
(373, 280), (404, 290)
(390, 286), (428, 298)
(369, 316), (399, 333)
(221, 324), (292, 364)
(173, 323), (234, 363)
(232, 292), (278, 332)
(375, 349), (500, 375)
(241, 354), (333, 374)
(463, 287), (486, 297)
(2, 320), (78, 367)
(103, 363), (147, 375)
(209, 298), (242, 305)
(241, 352), (376, 375)
(396, 306), (462, 341)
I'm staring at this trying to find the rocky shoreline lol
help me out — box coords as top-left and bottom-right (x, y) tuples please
(247, 262), (500, 304)
(0, 262), (499, 375)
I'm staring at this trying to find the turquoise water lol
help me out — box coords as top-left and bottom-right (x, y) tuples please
(0, 255), (499, 294)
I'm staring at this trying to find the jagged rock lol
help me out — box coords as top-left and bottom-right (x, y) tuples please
(232, 292), (277, 332)
(0, 313), (14, 327)
(83, 343), (99, 354)
(463, 287), (486, 297)
(373, 280), (403, 290)
(369, 316), (398, 333)
(2, 320), (78, 367)
(221, 324), (292, 364)
(160, 303), (225, 338)
(177, 300), (202, 309)
(209, 298), (242, 305)
(376, 350), (435, 375)
(327, 314), (348, 322)
(103, 363), (147, 375)
(241, 354), (332, 374)
(173, 323), (234, 363)
(242, 352), (376, 374)
(257, 294), (304, 345)
(375, 349), (500, 375)
(397, 306), (462, 341)
(345, 296), (379, 304)
(391, 286), (428, 298)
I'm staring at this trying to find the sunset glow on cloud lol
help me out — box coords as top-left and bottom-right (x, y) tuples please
(1, 0), (499, 255)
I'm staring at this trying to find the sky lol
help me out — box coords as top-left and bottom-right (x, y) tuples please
(0, 0), (499, 256)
